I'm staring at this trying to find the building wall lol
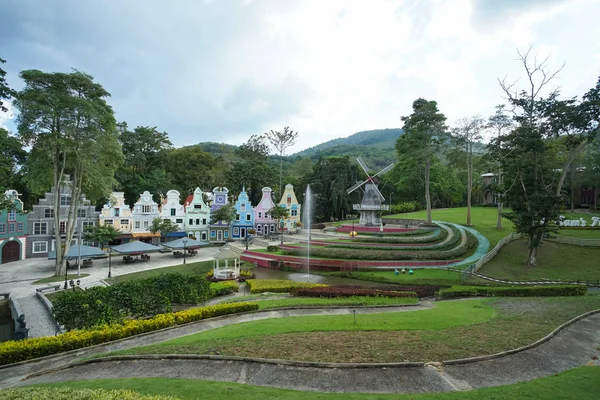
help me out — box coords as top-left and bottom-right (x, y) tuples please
(254, 187), (277, 236)
(185, 188), (210, 241)
(279, 184), (301, 231)
(159, 190), (185, 231)
(26, 177), (100, 258)
(131, 191), (160, 243)
(0, 190), (28, 264)
(232, 187), (254, 239)
(99, 192), (133, 233)
(210, 187), (230, 242)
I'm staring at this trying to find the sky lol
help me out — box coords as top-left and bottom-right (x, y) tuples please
(1, 0), (599, 153)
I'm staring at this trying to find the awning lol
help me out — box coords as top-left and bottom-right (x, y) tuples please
(131, 232), (161, 238)
(110, 240), (162, 254)
(166, 231), (187, 238)
(48, 244), (105, 260)
(162, 237), (210, 250)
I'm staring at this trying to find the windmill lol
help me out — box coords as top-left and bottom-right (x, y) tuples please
(346, 158), (394, 226)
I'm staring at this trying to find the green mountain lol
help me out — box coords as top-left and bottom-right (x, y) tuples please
(292, 128), (404, 170)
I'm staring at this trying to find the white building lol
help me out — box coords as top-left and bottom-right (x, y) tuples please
(131, 191), (161, 243)
(184, 187), (211, 242)
(159, 190), (185, 232)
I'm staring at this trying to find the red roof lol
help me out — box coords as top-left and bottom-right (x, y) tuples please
(183, 194), (194, 211)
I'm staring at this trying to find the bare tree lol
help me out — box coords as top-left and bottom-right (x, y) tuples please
(264, 127), (298, 200)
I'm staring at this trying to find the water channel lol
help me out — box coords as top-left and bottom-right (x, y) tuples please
(254, 267), (396, 288)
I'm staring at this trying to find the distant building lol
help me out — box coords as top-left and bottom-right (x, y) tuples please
(131, 191), (161, 244)
(254, 187), (277, 236)
(159, 190), (186, 239)
(210, 187), (230, 243)
(481, 173), (497, 205)
(279, 184), (301, 232)
(0, 190), (28, 264)
(99, 192), (133, 243)
(26, 176), (99, 258)
(232, 186), (254, 239)
(184, 188), (210, 242)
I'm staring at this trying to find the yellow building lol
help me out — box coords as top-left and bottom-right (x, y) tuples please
(279, 184), (301, 231)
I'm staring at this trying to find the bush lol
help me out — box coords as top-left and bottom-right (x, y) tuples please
(0, 302), (259, 366)
(246, 279), (327, 294)
(354, 227), (446, 243)
(390, 201), (420, 214)
(266, 245), (280, 252)
(310, 223), (326, 230)
(210, 281), (239, 297)
(334, 284), (440, 298)
(0, 387), (177, 400)
(293, 286), (417, 298)
(438, 285), (587, 299)
(53, 273), (212, 330)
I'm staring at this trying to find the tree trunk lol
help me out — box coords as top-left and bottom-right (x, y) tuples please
(570, 165), (576, 212)
(527, 245), (537, 266)
(279, 152), (283, 201)
(467, 142), (472, 226)
(556, 140), (588, 196)
(425, 159), (432, 224)
(496, 167), (503, 230)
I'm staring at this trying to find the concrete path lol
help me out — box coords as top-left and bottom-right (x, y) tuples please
(1, 306), (599, 394)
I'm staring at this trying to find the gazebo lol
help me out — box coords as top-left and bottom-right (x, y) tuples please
(212, 245), (241, 280)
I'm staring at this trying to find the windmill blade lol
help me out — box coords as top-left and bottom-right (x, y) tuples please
(356, 157), (370, 177)
(372, 183), (386, 202)
(347, 178), (370, 194)
(373, 163), (395, 178)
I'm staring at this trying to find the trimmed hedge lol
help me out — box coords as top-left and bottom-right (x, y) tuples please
(352, 227), (445, 243)
(266, 245), (280, 252)
(438, 285), (587, 299)
(209, 281), (239, 297)
(246, 279), (327, 294)
(334, 284), (440, 298)
(0, 387), (176, 400)
(293, 286), (417, 298)
(355, 228), (433, 237)
(0, 302), (258, 366)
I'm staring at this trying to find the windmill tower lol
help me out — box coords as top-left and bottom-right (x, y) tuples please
(346, 158), (394, 226)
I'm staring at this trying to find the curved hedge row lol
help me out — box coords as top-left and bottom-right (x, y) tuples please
(246, 279), (327, 294)
(350, 228), (434, 237)
(438, 285), (587, 299)
(0, 302), (258, 366)
(293, 286), (417, 298)
(351, 227), (445, 244)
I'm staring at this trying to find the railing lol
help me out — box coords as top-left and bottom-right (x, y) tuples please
(352, 204), (390, 211)
(461, 232), (521, 283)
(547, 235), (600, 247)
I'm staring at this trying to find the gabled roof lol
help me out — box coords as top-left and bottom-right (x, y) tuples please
(110, 240), (162, 254)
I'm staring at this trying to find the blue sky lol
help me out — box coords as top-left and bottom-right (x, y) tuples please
(1, 0), (599, 153)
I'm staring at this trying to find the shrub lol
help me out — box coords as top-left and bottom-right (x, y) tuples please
(334, 284), (440, 298)
(438, 285), (587, 299)
(310, 223), (326, 229)
(390, 201), (420, 214)
(210, 281), (239, 297)
(266, 245), (280, 252)
(246, 279), (327, 294)
(0, 302), (258, 366)
(353, 227), (446, 243)
(0, 387), (177, 400)
(294, 286), (417, 298)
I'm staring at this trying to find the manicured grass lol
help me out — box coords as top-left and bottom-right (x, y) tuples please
(227, 296), (420, 309)
(32, 273), (90, 284)
(391, 207), (514, 247)
(478, 239), (600, 281)
(106, 260), (213, 284)
(29, 366), (600, 399)
(316, 269), (461, 286)
(556, 229), (600, 239)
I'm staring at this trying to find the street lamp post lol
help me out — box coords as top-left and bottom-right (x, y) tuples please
(69, 279), (81, 292)
(108, 248), (112, 278)
(183, 238), (188, 264)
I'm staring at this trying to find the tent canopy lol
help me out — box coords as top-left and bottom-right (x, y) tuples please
(48, 244), (105, 260)
(110, 240), (162, 255)
(162, 237), (209, 250)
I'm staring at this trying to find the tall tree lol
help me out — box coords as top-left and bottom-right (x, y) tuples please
(451, 116), (485, 226)
(268, 204), (290, 244)
(0, 57), (16, 113)
(264, 127), (298, 199)
(84, 224), (120, 249)
(492, 48), (565, 266)
(149, 217), (178, 241)
(397, 99), (448, 224)
(15, 69), (123, 276)
(165, 145), (214, 197)
(487, 105), (514, 230)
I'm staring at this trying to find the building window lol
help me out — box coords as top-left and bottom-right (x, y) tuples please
(142, 205), (151, 214)
(246, 214), (251, 221)
(120, 219), (129, 225)
(44, 208), (54, 218)
(105, 219), (113, 225)
(143, 220), (149, 229)
(33, 241), (48, 253)
(77, 209), (87, 218)
(82, 221), (94, 230)
(211, 230), (216, 238)
(60, 195), (71, 206)
(171, 208), (176, 216)
(233, 227), (239, 235)
(236, 213), (240, 221)
(17, 222), (24, 232)
(8, 223), (15, 233)
(34, 222), (48, 235)
(194, 204), (202, 209)
(258, 212), (262, 218)
(202, 218), (207, 225)
(176, 218), (183, 224)
(114, 208), (120, 217)
(0, 224), (5, 234)
(241, 203), (246, 211)
(224, 231), (229, 238)
(7, 210), (16, 220)
(135, 221), (141, 229)
(59, 221), (67, 234)
(270, 225), (275, 233)
(287, 194), (292, 204)
(195, 218), (200, 225)
(188, 218), (193, 226)
(201, 232), (207, 241)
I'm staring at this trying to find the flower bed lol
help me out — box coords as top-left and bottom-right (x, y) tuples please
(333, 284), (440, 298)
(352, 228), (445, 244)
(293, 286), (417, 298)
(0, 302), (258, 366)
(438, 285), (587, 299)
(246, 279), (327, 294)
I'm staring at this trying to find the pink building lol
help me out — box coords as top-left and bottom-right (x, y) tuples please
(254, 187), (277, 236)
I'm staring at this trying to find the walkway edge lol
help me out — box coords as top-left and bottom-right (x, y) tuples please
(21, 308), (600, 382)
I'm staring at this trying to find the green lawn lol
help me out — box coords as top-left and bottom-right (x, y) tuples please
(225, 296), (419, 309)
(106, 260), (213, 284)
(477, 239), (600, 281)
(22, 366), (600, 399)
(32, 273), (90, 284)
(316, 269), (461, 286)
(556, 229), (600, 239)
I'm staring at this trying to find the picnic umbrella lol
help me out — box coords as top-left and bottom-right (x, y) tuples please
(110, 240), (162, 254)
(161, 237), (209, 250)
(48, 244), (105, 260)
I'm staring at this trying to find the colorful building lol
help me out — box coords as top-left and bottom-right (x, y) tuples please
(26, 175), (99, 258)
(279, 184), (301, 232)
(99, 192), (133, 243)
(159, 190), (186, 238)
(184, 187), (210, 242)
(0, 190), (28, 264)
(131, 191), (161, 244)
(210, 187), (230, 243)
(232, 186), (254, 239)
(254, 187), (277, 236)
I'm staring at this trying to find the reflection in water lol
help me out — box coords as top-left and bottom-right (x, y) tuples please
(253, 267), (395, 288)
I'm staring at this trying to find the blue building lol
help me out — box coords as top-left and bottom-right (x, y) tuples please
(209, 187), (230, 243)
(232, 186), (254, 239)
(0, 190), (28, 264)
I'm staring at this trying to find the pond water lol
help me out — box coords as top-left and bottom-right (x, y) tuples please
(254, 267), (395, 288)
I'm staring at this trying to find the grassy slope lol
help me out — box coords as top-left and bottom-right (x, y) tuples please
(32, 367), (600, 400)
(106, 261), (214, 284)
(477, 239), (600, 281)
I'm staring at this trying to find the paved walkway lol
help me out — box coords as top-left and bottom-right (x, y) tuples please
(1, 307), (598, 393)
